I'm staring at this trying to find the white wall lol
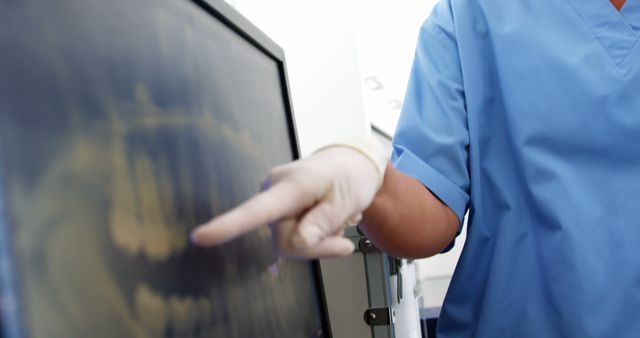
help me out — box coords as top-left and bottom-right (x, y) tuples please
(351, 0), (438, 135)
(226, 0), (369, 156)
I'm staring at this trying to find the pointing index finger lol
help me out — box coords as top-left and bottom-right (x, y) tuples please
(191, 178), (316, 246)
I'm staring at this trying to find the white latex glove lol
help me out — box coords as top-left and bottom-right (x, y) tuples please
(191, 136), (388, 258)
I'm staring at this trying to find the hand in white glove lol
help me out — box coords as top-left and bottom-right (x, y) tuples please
(191, 136), (388, 258)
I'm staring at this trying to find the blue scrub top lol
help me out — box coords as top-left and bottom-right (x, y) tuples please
(392, 0), (640, 337)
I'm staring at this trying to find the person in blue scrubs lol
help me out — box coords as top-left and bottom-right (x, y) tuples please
(194, 0), (640, 336)
(392, 0), (640, 336)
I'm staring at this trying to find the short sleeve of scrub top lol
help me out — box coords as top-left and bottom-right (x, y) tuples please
(391, 2), (470, 227)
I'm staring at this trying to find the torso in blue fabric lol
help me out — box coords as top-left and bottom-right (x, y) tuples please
(391, 0), (640, 337)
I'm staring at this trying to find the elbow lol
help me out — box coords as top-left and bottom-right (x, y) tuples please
(359, 164), (461, 259)
(364, 225), (457, 259)
(359, 199), (461, 259)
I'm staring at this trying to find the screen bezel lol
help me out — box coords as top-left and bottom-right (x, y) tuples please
(190, 1), (334, 336)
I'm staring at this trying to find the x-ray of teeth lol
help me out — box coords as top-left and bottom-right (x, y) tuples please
(167, 294), (196, 335)
(0, 1), (328, 337)
(135, 284), (169, 336)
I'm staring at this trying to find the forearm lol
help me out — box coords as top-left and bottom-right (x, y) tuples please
(360, 162), (460, 259)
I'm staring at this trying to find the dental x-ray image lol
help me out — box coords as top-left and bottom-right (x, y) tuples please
(0, 1), (328, 337)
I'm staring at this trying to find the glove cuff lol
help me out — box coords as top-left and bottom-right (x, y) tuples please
(315, 136), (388, 190)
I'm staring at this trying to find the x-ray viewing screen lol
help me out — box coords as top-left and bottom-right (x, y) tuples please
(0, 0), (328, 337)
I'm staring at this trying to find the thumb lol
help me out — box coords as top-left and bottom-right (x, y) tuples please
(291, 202), (347, 250)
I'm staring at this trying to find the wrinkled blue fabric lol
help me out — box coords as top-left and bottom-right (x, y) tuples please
(392, 0), (640, 336)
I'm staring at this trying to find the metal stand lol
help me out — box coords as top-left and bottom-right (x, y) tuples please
(346, 227), (397, 338)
